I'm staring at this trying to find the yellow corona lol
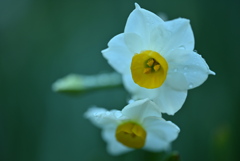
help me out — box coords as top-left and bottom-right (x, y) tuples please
(115, 122), (146, 148)
(131, 50), (168, 89)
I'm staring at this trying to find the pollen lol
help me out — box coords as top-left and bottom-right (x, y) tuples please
(115, 122), (146, 149)
(131, 50), (168, 89)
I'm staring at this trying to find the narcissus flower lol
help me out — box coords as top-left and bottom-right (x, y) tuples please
(84, 99), (180, 155)
(102, 3), (215, 115)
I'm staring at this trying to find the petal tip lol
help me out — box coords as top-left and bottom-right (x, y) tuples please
(134, 3), (141, 9)
(209, 70), (216, 75)
(101, 49), (109, 58)
(101, 48), (107, 53)
(177, 17), (190, 24)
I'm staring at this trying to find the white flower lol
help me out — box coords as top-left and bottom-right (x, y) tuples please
(102, 3), (215, 115)
(84, 99), (180, 156)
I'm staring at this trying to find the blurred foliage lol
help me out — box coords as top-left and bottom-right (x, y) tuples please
(0, 0), (240, 161)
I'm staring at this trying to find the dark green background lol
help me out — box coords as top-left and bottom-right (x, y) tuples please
(1, 0), (239, 160)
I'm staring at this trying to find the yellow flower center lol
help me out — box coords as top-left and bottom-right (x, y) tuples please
(115, 122), (146, 149)
(131, 50), (168, 89)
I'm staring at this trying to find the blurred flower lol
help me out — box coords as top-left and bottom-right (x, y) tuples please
(84, 99), (180, 155)
(102, 3), (215, 115)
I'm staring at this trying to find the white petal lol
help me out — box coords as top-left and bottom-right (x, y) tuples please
(148, 25), (171, 53)
(102, 127), (132, 155)
(161, 18), (194, 53)
(84, 107), (123, 128)
(124, 3), (164, 42)
(153, 85), (188, 115)
(124, 33), (145, 53)
(165, 49), (214, 90)
(122, 74), (159, 99)
(165, 70), (189, 90)
(102, 33), (132, 74)
(122, 99), (162, 123)
(122, 74), (187, 115)
(143, 117), (180, 151)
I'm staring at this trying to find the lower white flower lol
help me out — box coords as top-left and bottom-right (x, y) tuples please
(84, 99), (180, 155)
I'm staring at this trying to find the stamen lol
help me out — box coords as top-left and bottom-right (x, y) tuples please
(153, 64), (161, 71)
(143, 68), (152, 74)
(146, 58), (154, 67)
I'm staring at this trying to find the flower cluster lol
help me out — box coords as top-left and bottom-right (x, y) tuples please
(85, 3), (215, 156)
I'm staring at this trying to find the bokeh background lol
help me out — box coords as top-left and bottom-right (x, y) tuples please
(1, 0), (239, 161)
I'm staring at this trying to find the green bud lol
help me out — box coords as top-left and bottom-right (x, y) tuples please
(52, 73), (122, 95)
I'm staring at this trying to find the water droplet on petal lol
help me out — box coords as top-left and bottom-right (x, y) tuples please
(189, 83), (193, 88)
(128, 99), (135, 104)
(179, 45), (185, 49)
